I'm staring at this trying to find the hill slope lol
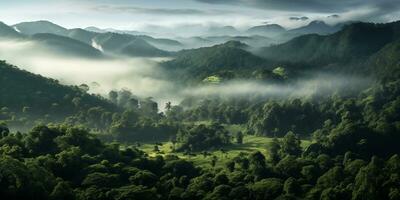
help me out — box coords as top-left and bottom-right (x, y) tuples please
(247, 24), (286, 36)
(12, 21), (179, 55)
(368, 39), (400, 80)
(0, 61), (116, 118)
(163, 41), (271, 82)
(31, 33), (103, 58)
(0, 22), (23, 39)
(13, 20), (68, 36)
(93, 32), (170, 57)
(258, 22), (400, 66)
(288, 20), (341, 35)
(67, 28), (99, 44)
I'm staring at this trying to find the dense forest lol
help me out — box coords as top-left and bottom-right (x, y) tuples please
(1, 19), (400, 200)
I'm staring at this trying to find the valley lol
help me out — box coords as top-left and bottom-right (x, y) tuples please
(0, 2), (400, 199)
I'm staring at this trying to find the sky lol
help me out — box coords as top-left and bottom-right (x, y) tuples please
(0, 0), (399, 31)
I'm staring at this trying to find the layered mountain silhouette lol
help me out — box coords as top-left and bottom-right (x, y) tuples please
(247, 24), (286, 36)
(3, 19), (400, 82)
(0, 21), (23, 39)
(13, 20), (68, 36)
(258, 22), (400, 67)
(0, 21), (102, 58)
(31, 33), (103, 58)
(8, 21), (176, 57)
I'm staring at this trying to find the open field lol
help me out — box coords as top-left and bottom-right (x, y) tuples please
(137, 135), (312, 168)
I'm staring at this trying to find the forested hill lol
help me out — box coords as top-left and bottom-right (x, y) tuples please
(31, 33), (104, 58)
(368, 39), (400, 81)
(0, 61), (116, 122)
(161, 21), (400, 84)
(258, 21), (400, 67)
(162, 41), (271, 82)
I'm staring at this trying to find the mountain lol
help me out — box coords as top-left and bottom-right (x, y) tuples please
(163, 41), (270, 82)
(67, 28), (99, 44)
(245, 21), (345, 43)
(176, 35), (275, 50)
(207, 26), (239, 36)
(258, 22), (400, 67)
(0, 22), (102, 58)
(288, 20), (340, 35)
(11, 21), (179, 55)
(73, 29), (182, 52)
(84, 26), (183, 50)
(85, 26), (146, 35)
(120, 38), (171, 57)
(0, 21), (23, 39)
(85, 26), (108, 33)
(368, 39), (400, 80)
(205, 35), (275, 48)
(93, 32), (170, 57)
(247, 24), (286, 36)
(136, 35), (183, 51)
(0, 60), (116, 119)
(175, 37), (214, 49)
(13, 20), (68, 36)
(31, 33), (103, 58)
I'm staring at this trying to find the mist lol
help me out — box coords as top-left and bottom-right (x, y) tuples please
(0, 39), (181, 102)
(0, 39), (370, 110)
(182, 74), (370, 99)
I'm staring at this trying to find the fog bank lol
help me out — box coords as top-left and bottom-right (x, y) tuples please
(0, 39), (371, 109)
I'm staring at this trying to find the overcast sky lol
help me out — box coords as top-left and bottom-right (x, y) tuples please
(0, 0), (399, 30)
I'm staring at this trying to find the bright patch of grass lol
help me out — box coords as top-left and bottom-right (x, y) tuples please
(137, 135), (312, 168)
(202, 75), (222, 84)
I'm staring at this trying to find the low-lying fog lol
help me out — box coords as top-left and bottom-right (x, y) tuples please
(0, 39), (180, 102)
(0, 39), (370, 109)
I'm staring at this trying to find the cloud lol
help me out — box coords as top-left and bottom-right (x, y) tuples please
(327, 14), (340, 18)
(195, 0), (400, 21)
(0, 38), (371, 111)
(182, 74), (370, 99)
(92, 4), (233, 16)
(289, 16), (309, 21)
(0, 39), (180, 104)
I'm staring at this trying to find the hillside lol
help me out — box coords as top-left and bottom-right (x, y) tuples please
(246, 24), (286, 36)
(11, 21), (180, 55)
(0, 21), (23, 39)
(288, 20), (341, 35)
(368, 39), (400, 80)
(67, 28), (99, 44)
(0, 61), (116, 119)
(13, 20), (68, 36)
(93, 32), (170, 57)
(163, 41), (271, 82)
(258, 22), (400, 67)
(31, 33), (103, 58)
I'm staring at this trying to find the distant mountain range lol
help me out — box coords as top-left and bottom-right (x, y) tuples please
(14, 20), (68, 36)
(0, 21), (103, 58)
(85, 20), (348, 47)
(6, 19), (352, 53)
(246, 24), (286, 36)
(161, 21), (400, 83)
(0, 22), (23, 38)
(92, 32), (171, 57)
(4, 19), (397, 80)
(258, 21), (400, 67)
(0, 20), (186, 57)
(172, 21), (348, 48)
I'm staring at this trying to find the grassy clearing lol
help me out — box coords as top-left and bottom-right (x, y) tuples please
(137, 135), (312, 168)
